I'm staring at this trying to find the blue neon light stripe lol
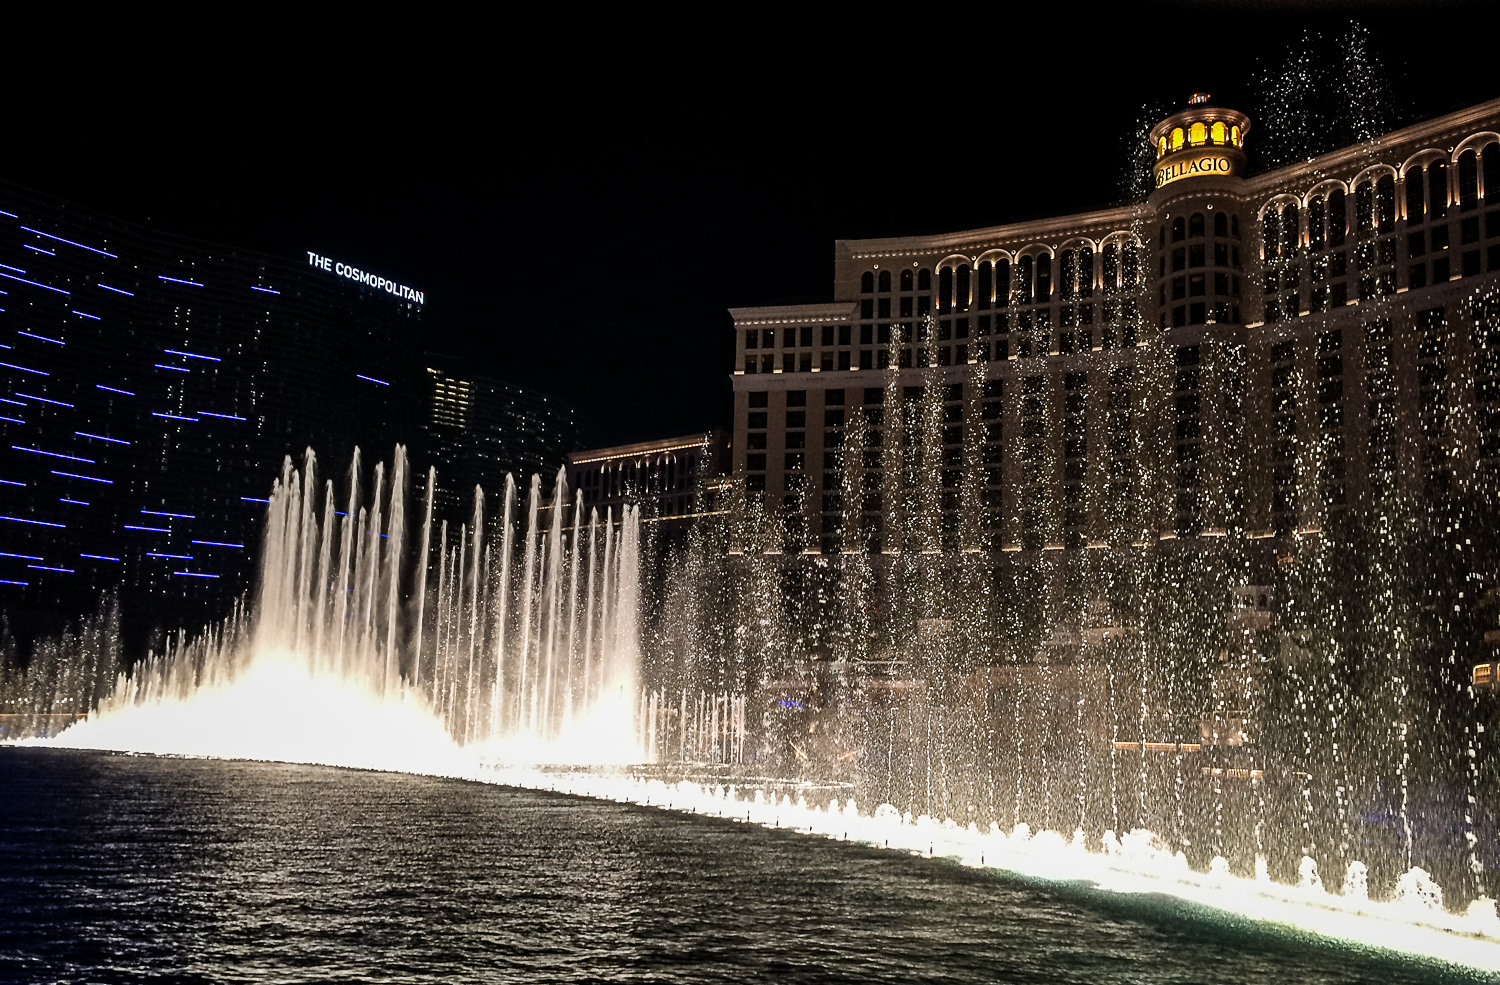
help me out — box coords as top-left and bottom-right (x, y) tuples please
(0, 264), (24, 274)
(15, 393), (72, 407)
(70, 310), (100, 321)
(0, 270), (68, 295)
(98, 283), (134, 296)
(0, 551), (42, 560)
(147, 552), (193, 560)
(150, 412), (196, 421)
(59, 498), (89, 505)
(80, 554), (120, 561)
(0, 361), (47, 376)
(95, 385), (134, 396)
(356, 374), (389, 385)
(192, 540), (244, 548)
(1, 516), (64, 528)
(123, 524), (170, 532)
(51, 470), (112, 484)
(164, 348), (219, 362)
(75, 431), (129, 445)
(0, 416), (22, 424)
(27, 564), (73, 573)
(173, 570), (219, 579)
(158, 275), (204, 287)
(0, 579), (27, 586)
(20, 226), (118, 258)
(154, 363), (190, 373)
(142, 510), (194, 518)
(13, 446), (94, 463)
(250, 285), (281, 294)
(18, 331), (63, 345)
(0, 398), (21, 406)
(240, 496), (270, 503)
(0, 478), (23, 487)
(198, 411), (245, 420)
(22, 244), (55, 256)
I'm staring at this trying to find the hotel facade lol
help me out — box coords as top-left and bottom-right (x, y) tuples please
(728, 97), (1500, 559)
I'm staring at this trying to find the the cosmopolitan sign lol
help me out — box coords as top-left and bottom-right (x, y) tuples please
(1154, 153), (1232, 189)
(306, 251), (424, 305)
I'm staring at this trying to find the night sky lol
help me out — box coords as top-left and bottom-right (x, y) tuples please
(11, 5), (1499, 449)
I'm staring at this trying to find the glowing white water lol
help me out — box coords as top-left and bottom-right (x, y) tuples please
(47, 447), (645, 767)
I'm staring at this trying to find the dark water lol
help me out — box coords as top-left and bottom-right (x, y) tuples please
(0, 748), (1493, 984)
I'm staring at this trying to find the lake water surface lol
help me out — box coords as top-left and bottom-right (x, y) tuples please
(1, 748), (1492, 984)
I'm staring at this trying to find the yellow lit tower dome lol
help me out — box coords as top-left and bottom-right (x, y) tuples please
(1147, 93), (1252, 333)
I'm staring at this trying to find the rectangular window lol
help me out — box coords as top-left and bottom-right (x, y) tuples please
(745, 330), (758, 349)
(821, 325), (834, 346)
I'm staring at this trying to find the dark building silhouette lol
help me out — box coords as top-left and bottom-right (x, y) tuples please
(0, 183), (424, 647)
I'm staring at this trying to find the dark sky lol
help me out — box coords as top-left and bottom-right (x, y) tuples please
(10, 4), (1499, 448)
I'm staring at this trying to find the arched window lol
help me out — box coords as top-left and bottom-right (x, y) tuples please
(977, 262), (993, 309)
(1158, 136), (1168, 157)
(918, 267), (932, 292)
(1171, 127), (1184, 151)
(1281, 202), (1299, 255)
(1122, 244), (1140, 286)
(1158, 224), (1166, 248)
(1308, 195), (1326, 251)
(1017, 256), (1034, 304)
(1327, 188), (1346, 245)
(1376, 174), (1396, 232)
(878, 270), (892, 292)
(1356, 181), (1374, 231)
(1485, 150), (1500, 207)
(1101, 243), (1119, 291)
(1214, 212), (1228, 237)
(1231, 125), (1241, 147)
(1189, 122), (1206, 146)
(1430, 160), (1449, 218)
(1078, 247), (1094, 297)
(900, 269), (913, 291)
(1172, 217), (1186, 242)
(939, 266), (953, 313)
(956, 264), (971, 312)
(1211, 121), (1226, 144)
(1035, 254), (1052, 300)
(861, 271), (875, 293)
(1458, 149), (1479, 211)
(1406, 167), (1426, 222)
(1263, 208), (1282, 261)
(1059, 250), (1077, 300)
(994, 259), (1010, 307)
(1190, 213), (1205, 238)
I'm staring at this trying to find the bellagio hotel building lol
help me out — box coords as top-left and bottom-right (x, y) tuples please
(729, 96), (1500, 556)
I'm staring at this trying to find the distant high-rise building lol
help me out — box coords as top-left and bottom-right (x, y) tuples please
(0, 182), (423, 646)
(421, 354), (585, 520)
(565, 432), (729, 535)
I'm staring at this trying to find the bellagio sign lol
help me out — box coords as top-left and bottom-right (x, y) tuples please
(1154, 154), (1232, 189)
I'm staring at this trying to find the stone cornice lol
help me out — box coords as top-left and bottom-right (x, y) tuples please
(837, 204), (1145, 260)
(728, 301), (858, 325)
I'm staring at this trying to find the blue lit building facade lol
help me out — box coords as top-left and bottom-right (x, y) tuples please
(0, 183), (422, 647)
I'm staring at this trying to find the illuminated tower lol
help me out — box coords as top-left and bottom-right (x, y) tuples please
(1146, 94), (1253, 535)
(1148, 94), (1252, 334)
